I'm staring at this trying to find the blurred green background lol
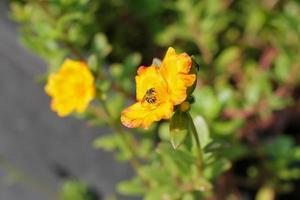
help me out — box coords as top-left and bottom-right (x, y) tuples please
(9, 0), (300, 199)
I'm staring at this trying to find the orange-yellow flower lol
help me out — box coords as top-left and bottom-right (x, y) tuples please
(121, 47), (196, 129)
(45, 59), (95, 117)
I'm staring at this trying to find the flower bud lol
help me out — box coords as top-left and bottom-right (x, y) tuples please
(179, 101), (191, 112)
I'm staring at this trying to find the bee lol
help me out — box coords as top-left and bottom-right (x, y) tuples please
(143, 88), (157, 104)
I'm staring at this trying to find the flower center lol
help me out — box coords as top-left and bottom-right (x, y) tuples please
(143, 88), (157, 104)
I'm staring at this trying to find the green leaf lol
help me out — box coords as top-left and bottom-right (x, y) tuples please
(114, 134), (132, 162)
(137, 139), (153, 158)
(169, 110), (189, 149)
(117, 177), (145, 196)
(106, 94), (124, 119)
(93, 132), (133, 161)
(215, 46), (241, 72)
(192, 87), (221, 120)
(192, 115), (210, 148)
(95, 79), (111, 92)
(159, 122), (170, 141)
(144, 186), (180, 200)
(93, 33), (112, 58)
(268, 95), (291, 110)
(255, 185), (275, 200)
(139, 164), (172, 185)
(93, 134), (117, 151)
(123, 53), (142, 74)
(274, 54), (291, 82)
(265, 135), (294, 159)
(212, 119), (243, 136)
(109, 63), (123, 79)
(204, 141), (224, 153)
(216, 143), (249, 161)
(193, 177), (213, 192)
(59, 180), (93, 200)
(87, 54), (98, 73)
(157, 143), (196, 177)
(246, 7), (266, 34)
(182, 193), (195, 200)
(204, 158), (231, 179)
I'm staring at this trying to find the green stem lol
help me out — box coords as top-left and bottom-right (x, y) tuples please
(188, 113), (204, 175)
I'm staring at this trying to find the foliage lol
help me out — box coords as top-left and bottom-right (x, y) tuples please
(59, 180), (96, 200)
(10, 0), (300, 199)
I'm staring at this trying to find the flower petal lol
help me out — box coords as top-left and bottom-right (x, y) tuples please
(121, 101), (173, 129)
(45, 59), (95, 117)
(160, 47), (196, 105)
(135, 65), (167, 101)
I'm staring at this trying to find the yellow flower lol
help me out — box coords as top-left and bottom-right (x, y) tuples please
(45, 59), (95, 117)
(121, 47), (196, 129)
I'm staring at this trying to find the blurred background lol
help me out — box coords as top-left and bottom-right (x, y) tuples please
(2, 0), (300, 199)
(0, 1), (133, 200)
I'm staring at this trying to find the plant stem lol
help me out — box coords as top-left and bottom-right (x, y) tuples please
(188, 113), (204, 175)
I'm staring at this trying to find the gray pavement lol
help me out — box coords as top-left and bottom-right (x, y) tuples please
(0, 1), (133, 200)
